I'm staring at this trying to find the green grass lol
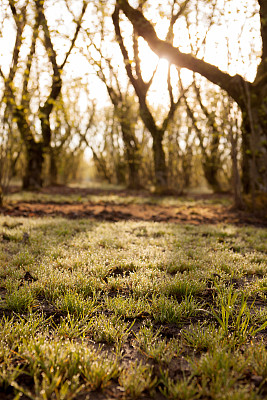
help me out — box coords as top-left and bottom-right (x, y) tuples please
(0, 211), (267, 399)
(6, 184), (232, 207)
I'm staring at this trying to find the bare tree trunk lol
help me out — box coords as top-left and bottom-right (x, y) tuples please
(127, 154), (141, 189)
(152, 132), (168, 190)
(229, 126), (243, 208)
(120, 120), (142, 189)
(240, 85), (267, 197)
(23, 142), (44, 189)
(49, 149), (58, 186)
(202, 160), (222, 193)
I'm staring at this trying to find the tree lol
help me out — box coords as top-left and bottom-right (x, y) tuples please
(0, 102), (21, 205)
(0, 0), (87, 189)
(116, 0), (267, 199)
(86, 35), (143, 188)
(74, 105), (123, 185)
(181, 78), (225, 192)
(46, 95), (80, 186)
(112, 0), (189, 192)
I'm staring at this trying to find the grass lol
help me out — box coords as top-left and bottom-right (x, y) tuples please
(6, 183), (232, 207)
(0, 202), (267, 399)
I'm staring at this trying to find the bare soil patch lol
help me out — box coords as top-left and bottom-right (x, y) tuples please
(1, 185), (266, 226)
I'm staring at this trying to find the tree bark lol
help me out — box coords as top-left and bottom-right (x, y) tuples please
(202, 160), (222, 193)
(152, 131), (168, 189)
(121, 122), (142, 189)
(240, 81), (267, 195)
(202, 132), (222, 193)
(229, 124), (243, 209)
(23, 141), (44, 189)
(49, 149), (58, 186)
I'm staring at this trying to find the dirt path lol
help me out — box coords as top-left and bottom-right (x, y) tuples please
(1, 186), (266, 226)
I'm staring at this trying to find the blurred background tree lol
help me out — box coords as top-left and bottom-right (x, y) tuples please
(0, 0), (263, 208)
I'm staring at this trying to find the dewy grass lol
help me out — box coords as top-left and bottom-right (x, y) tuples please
(91, 314), (133, 344)
(0, 214), (267, 399)
(118, 361), (156, 398)
(160, 372), (199, 400)
(5, 284), (37, 313)
(211, 283), (267, 343)
(190, 347), (251, 399)
(55, 313), (94, 339)
(55, 290), (99, 317)
(105, 294), (151, 318)
(134, 325), (179, 364)
(151, 293), (201, 323)
(81, 355), (120, 390)
(181, 322), (222, 351)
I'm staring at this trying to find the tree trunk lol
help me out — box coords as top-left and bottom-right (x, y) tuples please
(92, 150), (111, 183)
(152, 131), (168, 190)
(127, 154), (141, 189)
(204, 132), (222, 192)
(240, 83), (267, 196)
(229, 125), (243, 209)
(241, 114), (251, 195)
(115, 160), (126, 185)
(120, 121), (142, 189)
(202, 160), (222, 193)
(49, 149), (58, 186)
(22, 142), (44, 189)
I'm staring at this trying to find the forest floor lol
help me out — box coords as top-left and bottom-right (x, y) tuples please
(0, 185), (267, 400)
(1, 185), (267, 226)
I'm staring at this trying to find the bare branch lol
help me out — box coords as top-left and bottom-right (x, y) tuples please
(35, 0), (60, 78)
(0, 68), (5, 81)
(112, 5), (137, 91)
(166, 0), (190, 42)
(162, 73), (191, 132)
(116, 0), (245, 105)
(21, 17), (40, 109)
(133, 29), (142, 82)
(5, 4), (28, 86)
(255, 0), (267, 84)
(60, 1), (88, 69)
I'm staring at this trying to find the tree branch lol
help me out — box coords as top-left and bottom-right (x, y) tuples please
(60, 1), (88, 69)
(255, 0), (267, 84)
(21, 17), (39, 109)
(112, 3), (160, 135)
(35, 0), (60, 78)
(166, 0), (190, 42)
(112, 5), (138, 92)
(116, 0), (246, 105)
(6, 3), (27, 86)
